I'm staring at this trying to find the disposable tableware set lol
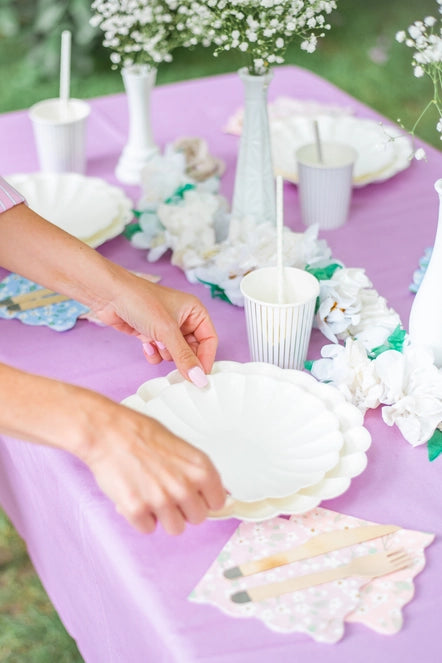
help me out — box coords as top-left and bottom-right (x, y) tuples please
(190, 508), (434, 643)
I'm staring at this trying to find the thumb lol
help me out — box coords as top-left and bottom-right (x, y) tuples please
(160, 328), (209, 388)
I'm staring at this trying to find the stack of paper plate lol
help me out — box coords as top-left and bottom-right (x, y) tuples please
(122, 361), (371, 521)
(5, 172), (133, 247)
(271, 114), (413, 187)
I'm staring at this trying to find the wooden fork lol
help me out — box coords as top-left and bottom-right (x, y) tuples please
(231, 549), (411, 603)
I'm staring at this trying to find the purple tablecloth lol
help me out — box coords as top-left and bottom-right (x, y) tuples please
(0, 66), (441, 662)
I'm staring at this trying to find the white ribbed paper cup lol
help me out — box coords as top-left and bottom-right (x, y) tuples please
(29, 98), (90, 174)
(296, 142), (357, 229)
(240, 266), (320, 370)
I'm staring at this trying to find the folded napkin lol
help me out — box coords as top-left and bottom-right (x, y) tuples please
(0, 273), (88, 332)
(189, 507), (434, 643)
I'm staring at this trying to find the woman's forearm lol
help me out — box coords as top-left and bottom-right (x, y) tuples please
(0, 362), (226, 534)
(0, 202), (132, 310)
(0, 199), (225, 533)
(0, 362), (98, 456)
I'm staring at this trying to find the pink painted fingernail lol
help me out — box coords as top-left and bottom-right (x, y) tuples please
(188, 366), (208, 388)
(142, 342), (155, 357)
(155, 340), (166, 350)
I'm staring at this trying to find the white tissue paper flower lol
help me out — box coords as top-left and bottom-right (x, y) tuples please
(316, 268), (372, 342)
(139, 145), (189, 207)
(310, 338), (382, 412)
(350, 289), (402, 350)
(156, 189), (225, 270)
(381, 345), (442, 445)
(188, 223), (331, 305)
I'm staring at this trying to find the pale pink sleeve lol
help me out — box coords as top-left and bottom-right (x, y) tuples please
(0, 176), (25, 213)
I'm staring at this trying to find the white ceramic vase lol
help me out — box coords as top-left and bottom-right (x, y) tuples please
(409, 178), (442, 366)
(231, 67), (276, 231)
(115, 64), (159, 185)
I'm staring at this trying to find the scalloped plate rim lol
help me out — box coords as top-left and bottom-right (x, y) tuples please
(135, 371), (346, 502)
(121, 361), (371, 520)
(271, 114), (413, 187)
(4, 172), (133, 248)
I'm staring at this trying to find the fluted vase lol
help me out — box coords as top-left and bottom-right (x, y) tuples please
(115, 64), (159, 185)
(231, 68), (276, 234)
(409, 178), (442, 366)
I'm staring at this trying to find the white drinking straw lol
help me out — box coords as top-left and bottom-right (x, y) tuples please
(313, 119), (323, 163)
(276, 174), (284, 304)
(59, 30), (72, 107)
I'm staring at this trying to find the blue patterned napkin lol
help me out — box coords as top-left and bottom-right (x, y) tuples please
(410, 247), (432, 293)
(0, 274), (89, 331)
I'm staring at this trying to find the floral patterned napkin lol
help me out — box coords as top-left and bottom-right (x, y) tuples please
(0, 274), (88, 332)
(189, 507), (434, 643)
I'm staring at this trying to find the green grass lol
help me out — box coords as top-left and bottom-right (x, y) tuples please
(0, 511), (83, 662)
(0, 1), (440, 661)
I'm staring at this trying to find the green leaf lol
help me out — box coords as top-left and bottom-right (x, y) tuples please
(196, 278), (232, 304)
(305, 262), (342, 280)
(427, 429), (442, 461)
(164, 183), (196, 205)
(368, 325), (407, 359)
(123, 222), (142, 239)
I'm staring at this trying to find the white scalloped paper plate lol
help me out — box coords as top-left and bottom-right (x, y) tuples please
(122, 361), (371, 521)
(271, 114), (413, 187)
(5, 173), (133, 247)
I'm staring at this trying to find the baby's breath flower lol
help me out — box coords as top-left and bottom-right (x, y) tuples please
(395, 0), (442, 155)
(90, 0), (202, 69)
(182, 0), (337, 75)
(425, 16), (437, 27)
(91, 0), (337, 76)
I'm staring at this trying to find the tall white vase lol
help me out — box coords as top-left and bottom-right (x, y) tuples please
(409, 178), (442, 366)
(115, 64), (159, 185)
(231, 67), (276, 232)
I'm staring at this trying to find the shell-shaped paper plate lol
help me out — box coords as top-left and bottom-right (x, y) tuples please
(122, 361), (371, 520)
(5, 173), (133, 247)
(271, 114), (413, 187)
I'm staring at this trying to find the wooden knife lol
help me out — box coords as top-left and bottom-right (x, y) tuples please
(223, 523), (399, 579)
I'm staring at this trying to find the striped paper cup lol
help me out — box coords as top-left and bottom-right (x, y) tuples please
(29, 98), (90, 174)
(296, 142), (357, 230)
(240, 266), (319, 370)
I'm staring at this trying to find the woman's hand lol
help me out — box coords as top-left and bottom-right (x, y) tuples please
(0, 204), (217, 386)
(89, 274), (218, 387)
(0, 363), (227, 535)
(82, 394), (227, 535)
